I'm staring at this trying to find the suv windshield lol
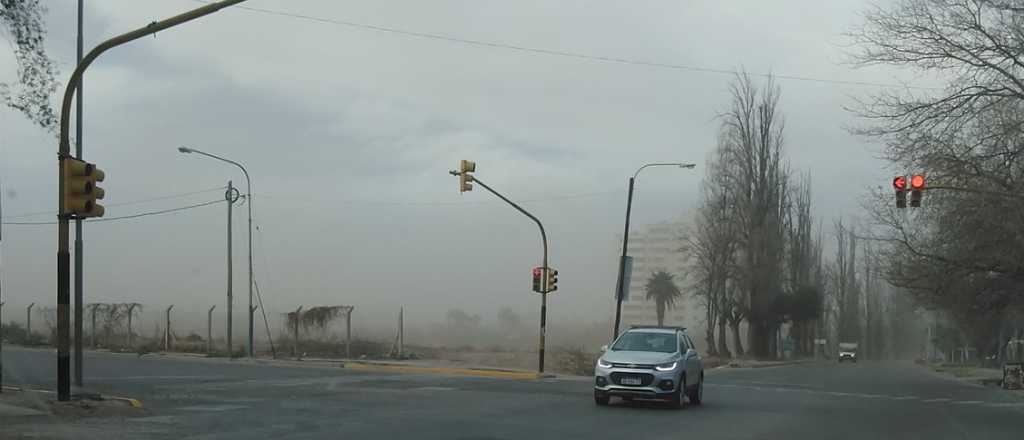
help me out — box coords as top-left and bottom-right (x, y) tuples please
(610, 332), (677, 353)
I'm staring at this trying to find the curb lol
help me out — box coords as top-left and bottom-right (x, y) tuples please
(342, 361), (544, 380)
(1, 385), (142, 408)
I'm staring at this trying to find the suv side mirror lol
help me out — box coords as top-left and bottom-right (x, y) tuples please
(686, 348), (697, 357)
(600, 345), (608, 353)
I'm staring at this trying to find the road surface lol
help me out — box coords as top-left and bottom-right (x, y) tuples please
(2, 347), (1023, 439)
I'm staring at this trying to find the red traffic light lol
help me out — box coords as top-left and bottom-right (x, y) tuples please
(910, 175), (925, 190)
(533, 267), (543, 278)
(893, 176), (906, 191)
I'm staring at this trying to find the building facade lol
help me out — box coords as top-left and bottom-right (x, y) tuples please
(617, 220), (702, 337)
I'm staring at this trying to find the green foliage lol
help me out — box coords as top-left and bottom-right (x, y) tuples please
(0, 0), (59, 130)
(285, 305), (350, 333)
(2, 321), (44, 345)
(645, 271), (682, 326)
(777, 285), (822, 323)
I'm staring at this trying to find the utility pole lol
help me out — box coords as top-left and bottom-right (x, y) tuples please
(398, 307), (404, 358)
(207, 305), (216, 354)
(87, 304), (99, 348)
(164, 305), (174, 351)
(126, 303), (139, 348)
(344, 306), (353, 359)
(449, 167), (551, 373)
(26, 303), (34, 342)
(292, 306), (302, 358)
(73, 0), (85, 389)
(225, 181), (239, 356)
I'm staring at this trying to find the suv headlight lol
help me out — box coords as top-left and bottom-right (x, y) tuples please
(597, 359), (612, 368)
(655, 361), (677, 372)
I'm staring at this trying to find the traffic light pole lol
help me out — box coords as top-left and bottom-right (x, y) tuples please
(455, 173), (550, 373)
(54, 0), (247, 401)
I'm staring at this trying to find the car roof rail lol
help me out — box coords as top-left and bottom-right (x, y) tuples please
(629, 325), (686, 331)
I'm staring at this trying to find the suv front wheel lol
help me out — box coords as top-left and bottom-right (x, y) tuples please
(594, 391), (609, 406)
(670, 375), (685, 408)
(687, 373), (703, 405)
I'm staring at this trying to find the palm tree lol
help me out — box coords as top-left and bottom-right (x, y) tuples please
(645, 271), (683, 326)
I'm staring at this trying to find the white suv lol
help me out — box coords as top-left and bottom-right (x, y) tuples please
(593, 326), (704, 408)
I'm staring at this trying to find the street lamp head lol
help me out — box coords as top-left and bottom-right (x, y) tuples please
(177, 146), (193, 154)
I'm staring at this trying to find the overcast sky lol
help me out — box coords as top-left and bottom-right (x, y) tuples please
(0, 0), (919, 337)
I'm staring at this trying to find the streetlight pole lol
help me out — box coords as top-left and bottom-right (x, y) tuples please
(178, 147), (255, 358)
(612, 163), (696, 340)
(73, 0), (85, 389)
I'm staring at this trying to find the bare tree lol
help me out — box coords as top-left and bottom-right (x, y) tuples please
(850, 0), (1024, 344)
(0, 0), (59, 130)
(687, 148), (739, 356)
(717, 71), (790, 359)
(832, 220), (861, 345)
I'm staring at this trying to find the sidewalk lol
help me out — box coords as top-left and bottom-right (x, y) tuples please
(929, 364), (1006, 387)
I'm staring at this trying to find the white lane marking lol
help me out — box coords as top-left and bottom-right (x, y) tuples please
(412, 386), (456, 391)
(90, 375), (224, 380)
(178, 404), (249, 412)
(712, 383), (1015, 407)
(738, 380), (817, 389)
(985, 402), (1024, 408)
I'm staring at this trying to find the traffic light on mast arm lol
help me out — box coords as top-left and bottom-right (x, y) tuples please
(545, 267), (558, 293)
(532, 267), (543, 293)
(909, 175), (925, 207)
(459, 160), (476, 193)
(893, 176), (907, 209)
(62, 158), (105, 218)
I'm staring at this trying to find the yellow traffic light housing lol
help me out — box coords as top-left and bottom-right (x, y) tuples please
(545, 267), (558, 293)
(459, 160), (476, 193)
(62, 158), (105, 218)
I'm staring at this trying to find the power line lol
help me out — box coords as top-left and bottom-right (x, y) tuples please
(3, 186), (226, 219)
(256, 189), (623, 206)
(3, 199), (226, 226)
(199, 0), (938, 90)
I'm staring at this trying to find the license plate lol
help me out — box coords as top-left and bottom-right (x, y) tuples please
(620, 376), (642, 385)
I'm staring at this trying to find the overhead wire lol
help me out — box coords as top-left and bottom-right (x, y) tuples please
(3, 186), (226, 219)
(3, 199), (226, 225)
(196, 0), (939, 90)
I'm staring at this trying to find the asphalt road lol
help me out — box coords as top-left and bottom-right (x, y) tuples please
(2, 347), (1023, 439)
